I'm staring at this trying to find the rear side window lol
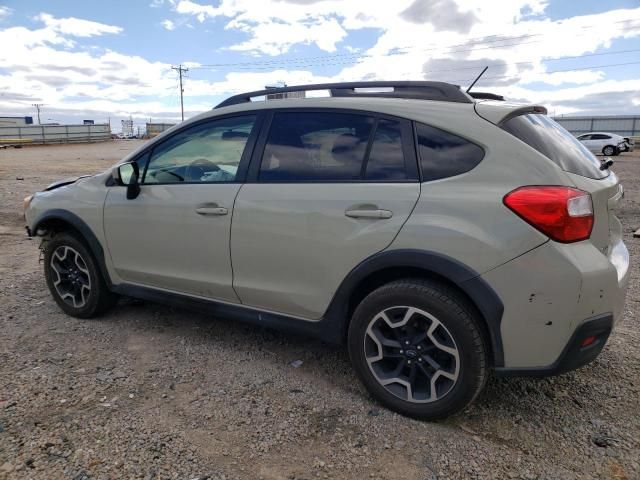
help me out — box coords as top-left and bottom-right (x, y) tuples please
(260, 112), (373, 182)
(501, 114), (607, 179)
(591, 134), (611, 140)
(364, 120), (407, 180)
(416, 123), (484, 181)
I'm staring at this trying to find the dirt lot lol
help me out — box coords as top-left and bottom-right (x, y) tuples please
(0, 141), (639, 480)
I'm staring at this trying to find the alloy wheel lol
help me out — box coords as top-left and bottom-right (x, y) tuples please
(50, 245), (91, 308)
(364, 306), (460, 403)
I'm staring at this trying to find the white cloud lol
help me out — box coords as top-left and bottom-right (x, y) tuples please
(162, 19), (176, 30)
(1, 2), (640, 123)
(0, 6), (13, 21)
(36, 13), (122, 37)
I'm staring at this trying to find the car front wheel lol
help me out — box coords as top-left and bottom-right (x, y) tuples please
(44, 233), (118, 318)
(348, 279), (488, 420)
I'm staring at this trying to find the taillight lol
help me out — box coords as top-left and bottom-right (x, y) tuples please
(503, 186), (594, 243)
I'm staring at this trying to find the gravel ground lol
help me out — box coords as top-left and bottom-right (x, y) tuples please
(0, 141), (639, 480)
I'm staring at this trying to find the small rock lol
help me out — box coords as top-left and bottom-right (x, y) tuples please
(0, 462), (14, 473)
(368, 409), (380, 417)
(290, 360), (303, 368)
(96, 372), (111, 382)
(112, 370), (127, 380)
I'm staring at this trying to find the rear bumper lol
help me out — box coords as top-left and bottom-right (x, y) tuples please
(481, 237), (629, 369)
(495, 313), (612, 376)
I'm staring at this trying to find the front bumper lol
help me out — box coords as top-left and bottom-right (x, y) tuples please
(495, 313), (613, 376)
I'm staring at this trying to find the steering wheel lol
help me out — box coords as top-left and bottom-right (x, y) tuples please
(186, 158), (220, 181)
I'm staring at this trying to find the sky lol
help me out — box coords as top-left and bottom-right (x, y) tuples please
(0, 0), (639, 131)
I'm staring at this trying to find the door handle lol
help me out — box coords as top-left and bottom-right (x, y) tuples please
(345, 208), (393, 219)
(195, 206), (228, 216)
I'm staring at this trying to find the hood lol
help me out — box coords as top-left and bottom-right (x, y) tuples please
(44, 175), (92, 191)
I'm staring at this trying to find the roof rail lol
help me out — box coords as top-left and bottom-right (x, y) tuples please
(215, 81), (474, 108)
(469, 92), (505, 101)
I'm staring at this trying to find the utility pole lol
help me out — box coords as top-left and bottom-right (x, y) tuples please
(171, 64), (188, 122)
(32, 103), (43, 124)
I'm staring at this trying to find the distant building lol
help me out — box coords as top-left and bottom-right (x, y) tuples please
(121, 119), (134, 137)
(0, 116), (33, 126)
(265, 84), (306, 101)
(146, 122), (176, 138)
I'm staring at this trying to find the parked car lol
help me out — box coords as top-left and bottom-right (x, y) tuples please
(576, 132), (631, 156)
(23, 81), (629, 420)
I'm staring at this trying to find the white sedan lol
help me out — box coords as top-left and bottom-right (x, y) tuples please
(576, 132), (630, 156)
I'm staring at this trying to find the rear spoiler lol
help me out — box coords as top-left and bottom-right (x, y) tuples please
(474, 102), (547, 125)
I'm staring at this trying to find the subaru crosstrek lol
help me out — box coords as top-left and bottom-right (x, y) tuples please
(24, 81), (630, 419)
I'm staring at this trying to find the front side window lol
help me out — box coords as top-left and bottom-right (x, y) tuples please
(143, 115), (256, 184)
(259, 112), (374, 182)
(416, 123), (485, 181)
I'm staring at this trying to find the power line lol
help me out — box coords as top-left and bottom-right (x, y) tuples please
(188, 18), (640, 71)
(171, 64), (189, 121)
(422, 48), (640, 74)
(447, 60), (640, 84)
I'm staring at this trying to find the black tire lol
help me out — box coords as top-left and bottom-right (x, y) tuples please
(602, 145), (616, 156)
(348, 279), (488, 420)
(44, 232), (118, 318)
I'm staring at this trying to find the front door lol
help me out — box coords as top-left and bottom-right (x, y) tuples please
(231, 110), (421, 319)
(104, 114), (260, 302)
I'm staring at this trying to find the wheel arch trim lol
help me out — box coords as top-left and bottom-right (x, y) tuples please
(324, 249), (505, 366)
(32, 209), (112, 288)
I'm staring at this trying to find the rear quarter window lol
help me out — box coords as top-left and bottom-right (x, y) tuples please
(501, 114), (608, 179)
(415, 123), (485, 181)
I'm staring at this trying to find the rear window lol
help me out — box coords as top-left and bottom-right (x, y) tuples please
(501, 114), (608, 179)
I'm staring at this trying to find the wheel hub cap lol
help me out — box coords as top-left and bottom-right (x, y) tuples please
(50, 246), (91, 308)
(364, 306), (460, 404)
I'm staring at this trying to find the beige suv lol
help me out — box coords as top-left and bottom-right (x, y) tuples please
(24, 81), (630, 419)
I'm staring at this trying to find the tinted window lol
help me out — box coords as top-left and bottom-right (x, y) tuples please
(260, 112), (373, 182)
(577, 134), (591, 140)
(144, 115), (256, 184)
(364, 120), (407, 180)
(416, 123), (484, 181)
(501, 114), (607, 179)
(591, 134), (611, 140)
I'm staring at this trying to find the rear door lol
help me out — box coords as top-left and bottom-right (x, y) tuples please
(230, 110), (421, 319)
(104, 114), (261, 302)
(591, 134), (612, 154)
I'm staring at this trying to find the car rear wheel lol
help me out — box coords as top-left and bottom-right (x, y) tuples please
(44, 232), (118, 318)
(348, 279), (488, 420)
(602, 145), (616, 156)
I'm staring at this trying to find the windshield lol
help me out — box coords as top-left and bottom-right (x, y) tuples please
(501, 113), (608, 179)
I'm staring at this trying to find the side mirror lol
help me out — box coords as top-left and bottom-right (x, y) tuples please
(113, 162), (141, 199)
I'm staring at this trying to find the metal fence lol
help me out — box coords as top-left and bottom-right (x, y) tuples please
(146, 122), (176, 137)
(553, 115), (640, 138)
(0, 124), (111, 145)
